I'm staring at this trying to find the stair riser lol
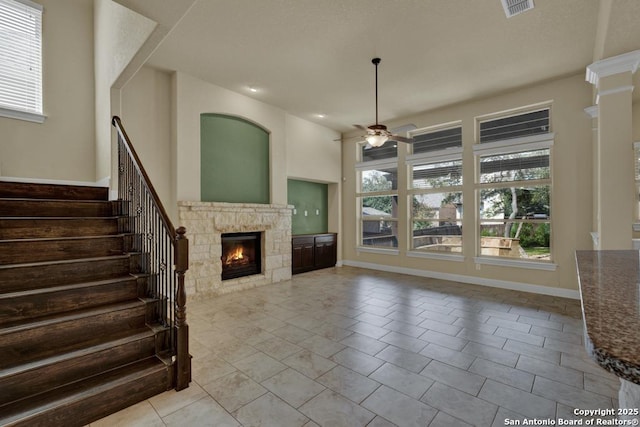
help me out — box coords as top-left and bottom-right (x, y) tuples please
(0, 236), (126, 264)
(0, 335), (156, 407)
(0, 182), (108, 201)
(1, 360), (171, 427)
(0, 256), (138, 293)
(0, 305), (147, 369)
(0, 200), (116, 217)
(0, 218), (123, 239)
(0, 279), (140, 326)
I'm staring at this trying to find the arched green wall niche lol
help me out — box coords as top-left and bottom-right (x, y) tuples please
(201, 114), (270, 203)
(287, 179), (328, 235)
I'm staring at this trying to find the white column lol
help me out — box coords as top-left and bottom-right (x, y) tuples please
(586, 50), (640, 249)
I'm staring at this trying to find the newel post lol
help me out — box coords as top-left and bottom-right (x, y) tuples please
(174, 226), (191, 390)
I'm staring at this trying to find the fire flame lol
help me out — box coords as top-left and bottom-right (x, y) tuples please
(224, 245), (248, 265)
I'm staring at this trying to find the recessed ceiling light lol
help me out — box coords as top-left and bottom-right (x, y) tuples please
(316, 114), (326, 119)
(248, 86), (258, 93)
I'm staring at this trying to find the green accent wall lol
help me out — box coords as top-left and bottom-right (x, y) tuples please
(201, 114), (270, 203)
(288, 179), (328, 235)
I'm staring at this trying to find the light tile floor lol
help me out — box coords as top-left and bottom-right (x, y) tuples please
(91, 266), (622, 427)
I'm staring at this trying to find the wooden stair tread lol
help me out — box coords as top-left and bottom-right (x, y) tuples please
(0, 182), (109, 201)
(0, 216), (121, 220)
(0, 197), (113, 203)
(0, 199), (116, 217)
(0, 276), (136, 300)
(0, 234), (129, 243)
(0, 254), (133, 270)
(0, 235), (128, 264)
(0, 276), (140, 326)
(0, 218), (123, 239)
(0, 328), (155, 379)
(0, 357), (169, 426)
(0, 255), (138, 292)
(0, 300), (146, 337)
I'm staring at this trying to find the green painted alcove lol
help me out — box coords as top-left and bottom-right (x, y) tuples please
(201, 114), (270, 203)
(288, 179), (328, 235)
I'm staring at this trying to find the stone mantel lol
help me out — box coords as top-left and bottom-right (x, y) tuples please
(178, 201), (293, 298)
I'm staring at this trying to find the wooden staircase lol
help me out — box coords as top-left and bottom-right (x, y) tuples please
(0, 181), (175, 426)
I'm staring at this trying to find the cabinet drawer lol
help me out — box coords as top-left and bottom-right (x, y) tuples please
(292, 236), (314, 246)
(315, 235), (336, 244)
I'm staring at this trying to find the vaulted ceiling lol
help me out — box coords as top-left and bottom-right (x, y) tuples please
(117, 0), (640, 132)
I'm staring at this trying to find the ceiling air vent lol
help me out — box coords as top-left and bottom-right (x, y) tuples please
(501, 0), (534, 18)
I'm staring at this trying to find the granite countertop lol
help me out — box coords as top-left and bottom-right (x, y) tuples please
(575, 250), (640, 385)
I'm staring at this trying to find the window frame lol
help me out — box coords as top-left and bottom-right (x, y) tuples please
(0, 0), (45, 123)
(406, 123), (465, 261)
(474, 107), (556, 270)
(356, 151), (400, 254)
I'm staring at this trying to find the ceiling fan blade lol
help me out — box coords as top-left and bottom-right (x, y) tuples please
(389, 135), (414, 143)
(353, 124), (369, 131)
(390, 123), (417, 134)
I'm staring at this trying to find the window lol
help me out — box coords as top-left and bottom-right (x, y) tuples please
(479, 109), (549, 143)
(361, 142), (397, 162)
(357, 142), (399, 250)
(408, 125), (463, 255)
(0, 0), (44, 122)
(475, 107), (553, 264)
(358, 164), (399, 249)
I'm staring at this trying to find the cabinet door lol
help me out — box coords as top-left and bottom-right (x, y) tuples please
(314, 235), (337, 268)
(292, 236), (315, 274)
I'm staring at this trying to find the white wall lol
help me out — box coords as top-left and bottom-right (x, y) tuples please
(120, 67), (173, 217)
(93, 0), (155, 182)
(286, 114), (341, 183)
(174, 72), (283, 205)
(0, 0), (95, 182)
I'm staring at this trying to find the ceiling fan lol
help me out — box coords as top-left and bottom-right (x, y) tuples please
(353, 57), (414, 148)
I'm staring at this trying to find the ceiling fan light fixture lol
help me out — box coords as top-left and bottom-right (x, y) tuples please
(365, 133), (388, 147)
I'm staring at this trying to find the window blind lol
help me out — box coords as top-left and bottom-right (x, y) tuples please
(480, 149), (550, 183)
(412, 161), (463, 188)
(0, 0), (43, 117)
(362, 143), (397, 162)
(480, 109), (549, 143)
(413, 126), (462, 154)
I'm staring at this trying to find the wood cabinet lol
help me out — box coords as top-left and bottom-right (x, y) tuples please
(292, 233), (337, 274)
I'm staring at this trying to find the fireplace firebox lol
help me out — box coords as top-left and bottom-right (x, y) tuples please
(221, 232), (262, 280)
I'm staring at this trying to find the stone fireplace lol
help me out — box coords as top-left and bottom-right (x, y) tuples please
(178, 201), (292, 298)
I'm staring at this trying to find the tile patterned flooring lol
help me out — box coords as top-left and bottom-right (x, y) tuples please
(91, 267), (622, 427)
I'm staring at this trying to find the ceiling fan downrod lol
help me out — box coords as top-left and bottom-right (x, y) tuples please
(372, 57), (381, 127)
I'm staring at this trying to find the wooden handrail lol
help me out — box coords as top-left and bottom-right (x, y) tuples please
(111, 116), (190, 392)
(112, 116), (176, 238)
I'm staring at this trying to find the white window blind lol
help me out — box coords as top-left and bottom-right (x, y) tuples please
(412, 126), (462, 154)
(479, 109), (549, 143)
(0, 0), (44, 122)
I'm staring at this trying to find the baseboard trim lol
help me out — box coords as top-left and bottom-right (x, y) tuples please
(0, 176), (107, 188)
(342, 259), (580, 299)
(96, 176), (110, 188)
